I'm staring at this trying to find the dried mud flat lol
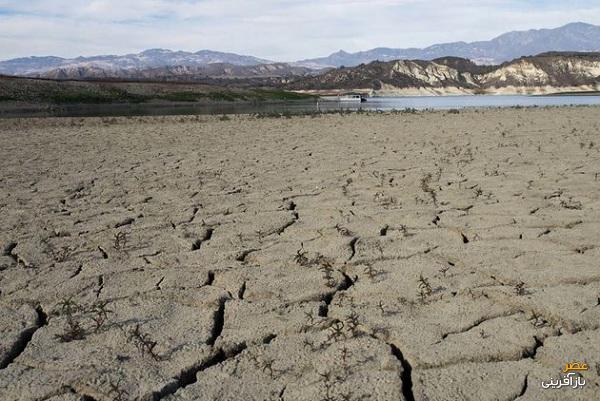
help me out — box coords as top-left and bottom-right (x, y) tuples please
(1, 107), (599, 401)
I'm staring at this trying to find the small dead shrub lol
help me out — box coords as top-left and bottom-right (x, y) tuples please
(127, 324), (160, 360)
(113, 232), (128, 251)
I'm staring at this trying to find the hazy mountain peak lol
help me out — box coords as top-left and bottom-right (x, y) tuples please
(140, 48), (174, 55)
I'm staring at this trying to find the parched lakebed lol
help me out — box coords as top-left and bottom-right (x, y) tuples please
(1, 107), (599, 401)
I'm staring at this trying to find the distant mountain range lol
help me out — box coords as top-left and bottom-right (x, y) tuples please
(286, 52), (600, 95)
(0, 22), (599, 80)
(0, 49), (272, 76)
(37, 62), (316, 81)
(297, 22), (600, 67)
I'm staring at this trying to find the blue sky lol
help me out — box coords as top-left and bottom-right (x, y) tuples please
(0, 0), (599, 61)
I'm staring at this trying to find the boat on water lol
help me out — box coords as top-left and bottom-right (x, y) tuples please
(339, 94), (367, 102)
(320, 94), (367, 102)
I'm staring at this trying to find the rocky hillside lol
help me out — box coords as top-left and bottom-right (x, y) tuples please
(287, 52), (600, 94)
(483, 52), (600, 87)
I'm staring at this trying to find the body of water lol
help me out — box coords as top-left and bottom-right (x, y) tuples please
(2, 95), (600, 118)
(358, 94), (600, 110)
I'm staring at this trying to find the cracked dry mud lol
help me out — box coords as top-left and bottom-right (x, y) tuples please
(1, 107), (599, 401)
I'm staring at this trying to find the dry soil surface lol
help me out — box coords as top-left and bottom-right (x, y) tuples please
(1, 108), (599, 401)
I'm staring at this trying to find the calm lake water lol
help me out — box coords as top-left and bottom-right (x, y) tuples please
(2, 95), (600, 118)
